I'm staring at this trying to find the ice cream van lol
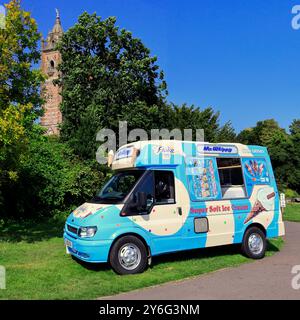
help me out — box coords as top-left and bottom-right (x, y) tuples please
(63, 140), (285, 274)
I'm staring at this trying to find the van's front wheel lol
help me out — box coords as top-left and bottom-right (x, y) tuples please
(241, 226), (266, 259)
(109, 235), (148, 275)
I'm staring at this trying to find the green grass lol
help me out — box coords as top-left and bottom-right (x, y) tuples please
(0, 218), (283, 300)
(283, 203), (300, 222)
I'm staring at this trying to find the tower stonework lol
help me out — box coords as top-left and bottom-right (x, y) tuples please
(40, 10), (63, 135)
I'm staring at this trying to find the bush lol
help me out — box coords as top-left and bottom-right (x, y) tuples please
(284, 188), (299, 199)
(1, 135), (106, 218)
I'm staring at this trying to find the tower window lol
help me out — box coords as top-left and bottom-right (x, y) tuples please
(50, 60), (55, 69)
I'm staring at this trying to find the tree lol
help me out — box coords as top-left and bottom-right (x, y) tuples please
(237, 119), (294, 191)
(56, 12), (168, 158)
(0, 0), (45, 124)
(290, 119), (300, 135)
(216, 121), (236, 142)
(0, 0), (45, 212)
(3, 136), (105, 218)
(288, 119), (300, 193)
(236, 127), (254, 145)
(169, 103), (236, 142)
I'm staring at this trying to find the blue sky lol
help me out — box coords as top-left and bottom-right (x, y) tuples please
(21, 0), (300, 133)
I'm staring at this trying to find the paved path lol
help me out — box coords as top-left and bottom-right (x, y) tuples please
(101, 222), (300, 300)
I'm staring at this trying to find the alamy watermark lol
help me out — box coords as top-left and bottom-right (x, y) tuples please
(0, 4), (5, 29)
(291, 265), (300, 290)
(95, 121), (205, 165)
(0, 266), (5, 290)
(292, 5), (300, 30)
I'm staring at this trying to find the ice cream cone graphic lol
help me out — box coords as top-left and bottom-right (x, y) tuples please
(258, 163), (264, 176)
(245, 162), (254, 176)
(244, 187), (275, 224)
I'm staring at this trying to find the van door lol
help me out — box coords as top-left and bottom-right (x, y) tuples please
(124, 169), (185, 254)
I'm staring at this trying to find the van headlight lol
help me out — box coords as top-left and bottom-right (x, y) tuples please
(78, 226), (97, 238)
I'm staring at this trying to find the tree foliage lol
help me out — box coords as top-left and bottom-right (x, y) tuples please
(1, 135), (105, 218)
(238, 119), (300, 193)
(56, 12), (168, 158)
(0, 0), (45, 121)
(0, 0), (45, 211)
(169, 103), (236, 142)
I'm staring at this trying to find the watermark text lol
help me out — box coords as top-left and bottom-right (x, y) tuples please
(291, 265), (300, 290)
(0, 266), (5, 290)
(292, 5), (300, 30)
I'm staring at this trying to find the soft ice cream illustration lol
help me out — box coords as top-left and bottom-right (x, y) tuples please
(244, 186), (275, 224)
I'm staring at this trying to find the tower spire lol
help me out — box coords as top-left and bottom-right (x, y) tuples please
(40, 9), (63, 135)
(51, 8), (63, 35)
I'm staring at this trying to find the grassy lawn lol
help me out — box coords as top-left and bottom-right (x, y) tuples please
(283, 203), (300, 222)
(0, 218), (283, 300)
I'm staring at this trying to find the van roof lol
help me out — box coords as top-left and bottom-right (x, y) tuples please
(112, 140), (268, 170)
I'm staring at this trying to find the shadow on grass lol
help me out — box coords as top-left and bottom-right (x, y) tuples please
(72, 245), (243, 273)
(71, 256), (111, 272)
(0, 218), (65, 243)
(72, 239), (281, 273)
(151, 244), (241, 267)
(151, 239), (281, 267)
(267, 239), (281, 252)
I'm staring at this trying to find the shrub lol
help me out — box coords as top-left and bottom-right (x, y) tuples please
(284, 188), (299, 199)
(1, 135), (106, 218)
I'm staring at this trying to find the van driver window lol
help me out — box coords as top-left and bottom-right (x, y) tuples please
(154, 171), (175, 204)
(124, 172), (155, 216)
(216, 158), (246, 199)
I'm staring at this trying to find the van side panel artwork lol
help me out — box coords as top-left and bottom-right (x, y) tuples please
(63, 140), (285, 274)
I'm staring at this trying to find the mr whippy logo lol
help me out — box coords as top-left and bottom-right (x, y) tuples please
(0, 4), (5, 29)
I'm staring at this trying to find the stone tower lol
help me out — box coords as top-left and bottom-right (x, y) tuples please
(40, 9), (63, 135)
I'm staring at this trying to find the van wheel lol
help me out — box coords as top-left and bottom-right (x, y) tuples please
(109, 236), (148, 275)
(241, 227), (266, 259)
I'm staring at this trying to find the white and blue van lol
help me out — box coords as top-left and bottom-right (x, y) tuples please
(64, 140), (285, 274)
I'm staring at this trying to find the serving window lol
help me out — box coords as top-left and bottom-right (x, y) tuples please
(216, 158), (246, 199)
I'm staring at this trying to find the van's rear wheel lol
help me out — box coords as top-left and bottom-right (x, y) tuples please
(109, 235), (148, 275)
(241, 226), (266, 259)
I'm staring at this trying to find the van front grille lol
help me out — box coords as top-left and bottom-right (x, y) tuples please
(67, 224), (78, 235)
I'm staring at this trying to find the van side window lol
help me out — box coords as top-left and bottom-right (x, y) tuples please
(217, 158), (246, 199)
(154, 171), (175, 204)
(124, 172), (155, 216)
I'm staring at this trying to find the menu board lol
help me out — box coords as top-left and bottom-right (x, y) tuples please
(186, 157), (220, 201)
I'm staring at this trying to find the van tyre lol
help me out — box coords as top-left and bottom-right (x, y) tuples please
(109, 235), (148, 275)
(241, 226), (266, 259)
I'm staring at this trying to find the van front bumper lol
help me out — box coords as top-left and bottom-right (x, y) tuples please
(63, 232), (113, 263)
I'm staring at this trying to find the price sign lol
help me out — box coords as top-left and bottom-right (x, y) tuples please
(280, 193), (286, 208)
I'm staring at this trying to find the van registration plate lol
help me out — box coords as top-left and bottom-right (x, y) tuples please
(65, 239), (73, 248)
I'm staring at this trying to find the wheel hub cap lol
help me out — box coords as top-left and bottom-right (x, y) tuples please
(248, 233), (263, 255)
(118, 243), (141, 270)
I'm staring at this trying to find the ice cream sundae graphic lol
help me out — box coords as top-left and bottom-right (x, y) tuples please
(73, 203), (103, 218)
(244, 186), (275, 224)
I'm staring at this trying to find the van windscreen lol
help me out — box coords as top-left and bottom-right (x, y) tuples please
(92, 170), (145, 204)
